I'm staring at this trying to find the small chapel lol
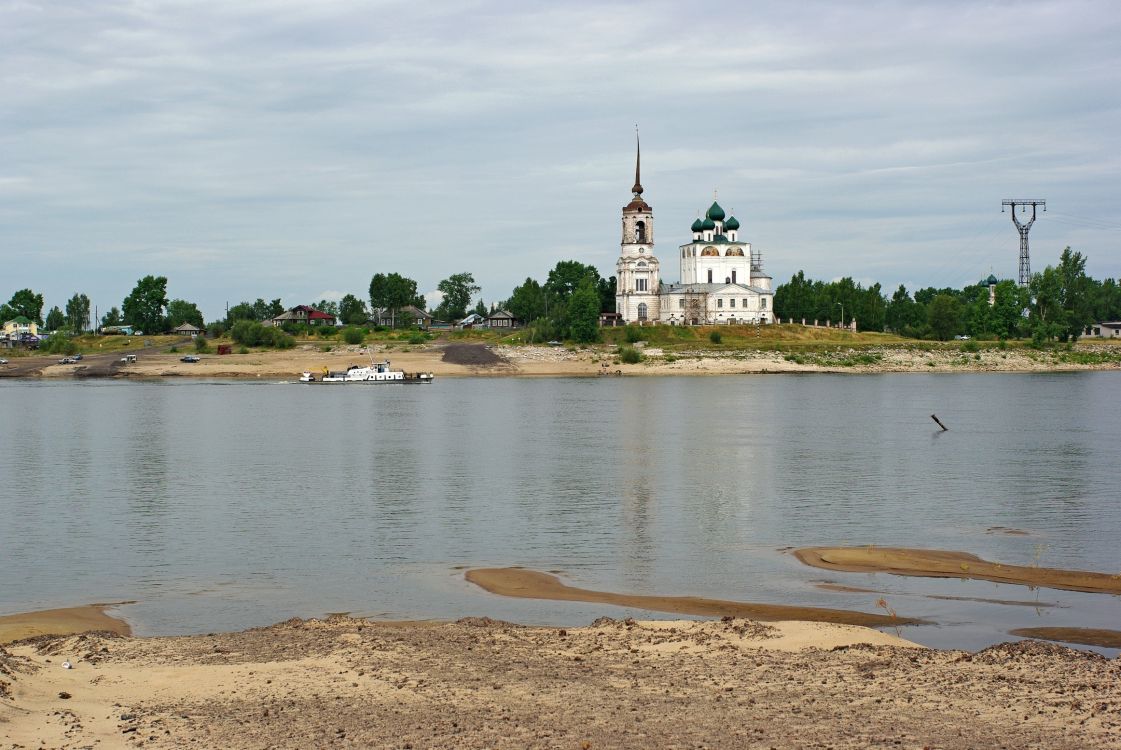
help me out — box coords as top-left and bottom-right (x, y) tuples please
(614, 140), (774, 325)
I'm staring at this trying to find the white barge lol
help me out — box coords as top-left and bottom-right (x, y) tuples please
(300, 359), (433, 384)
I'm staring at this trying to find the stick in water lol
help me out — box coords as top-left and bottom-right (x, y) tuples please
(930, 414), (948, 431)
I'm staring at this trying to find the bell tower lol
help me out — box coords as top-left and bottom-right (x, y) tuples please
(615, 131), (660, 323)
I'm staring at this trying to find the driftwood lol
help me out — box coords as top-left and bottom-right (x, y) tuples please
(930, 414), (948, 431)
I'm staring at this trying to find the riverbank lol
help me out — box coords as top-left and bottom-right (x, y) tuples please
(5, 339), (1121, 380)
(3, 615), (1119, 749)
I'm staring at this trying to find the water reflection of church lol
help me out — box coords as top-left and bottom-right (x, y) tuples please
(614, 141), (775, 325)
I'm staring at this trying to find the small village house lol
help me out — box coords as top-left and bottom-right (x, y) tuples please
(267, 305), (336, 327)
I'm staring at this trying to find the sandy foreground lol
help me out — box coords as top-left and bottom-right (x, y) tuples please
(3, 615), (1120, 750)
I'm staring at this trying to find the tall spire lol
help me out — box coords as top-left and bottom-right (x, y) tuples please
(632, 125), (643, 196)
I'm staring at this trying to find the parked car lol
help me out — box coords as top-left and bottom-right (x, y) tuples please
(72, 353), (83, 361)
(59, 357), (76, 364)
(180, 355), (200, 363)
(954, 335), (971, 340)
(0, 358), (8, 365)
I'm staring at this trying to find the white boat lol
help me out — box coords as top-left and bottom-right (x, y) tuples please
(303, 358), (433, 384)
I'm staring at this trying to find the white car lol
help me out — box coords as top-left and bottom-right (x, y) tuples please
(0, 358), (8, 365)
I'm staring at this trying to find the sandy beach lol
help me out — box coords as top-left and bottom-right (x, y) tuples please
(4, 336), (1121, 381)
(3, 614), (1120, 749)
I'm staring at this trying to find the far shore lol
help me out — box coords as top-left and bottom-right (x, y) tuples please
(4, 338), (1121, 380)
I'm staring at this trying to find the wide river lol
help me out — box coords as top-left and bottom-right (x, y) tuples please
(2, 373), (1119, 652)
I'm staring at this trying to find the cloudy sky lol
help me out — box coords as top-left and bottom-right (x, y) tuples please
(3, 0), (1119, 321)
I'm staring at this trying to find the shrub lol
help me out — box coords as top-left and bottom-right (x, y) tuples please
(42, 333), (78, 356)
(238, 345), (249, 354)
(230, 320), (294, 349)
(342, 327), (365, 345)
(194, 337), (210, 353)
(960, 340), (979, 353)
(169, 346), (179, 353)
(619, 346), (643, 364)
(709, 330), (722, 344)
(317, 325), (336, 338)
(624, 325), (642, 344)
(407, 333), (426, 345)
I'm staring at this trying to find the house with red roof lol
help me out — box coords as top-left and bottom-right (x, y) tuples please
(267, 305), (337, 327)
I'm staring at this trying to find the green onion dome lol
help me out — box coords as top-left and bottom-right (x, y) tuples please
(985, 274), (999, 286)
(706, 201), (725, 222)
(701, 217), (716, 231)
(724, 216), (740, 231)
(691, 218), (704, 233)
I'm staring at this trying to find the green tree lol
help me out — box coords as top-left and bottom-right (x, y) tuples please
(1, 289), (45, 324)
(122, 275), (170, 334)
(1055, 246), (1093, 341)
(505, 278), (546, 323)
(991, 281), (1027, 339)
(927, 294), (962, 340)
(166, 299), (204, 329)
(568, 278), (601, 343)
(473, 299), (488, 317)
(598, 276), (617, 313)
(885, 284), (925, 335)
(338, 294), (368, 325)
(64, 293), (91, 333)
(45, 306), (65, 331)
(314, 299), (340, 318)
(101, 307), (123, 328)
(369, 273), (420, 326)
(435, 272), (480, 321)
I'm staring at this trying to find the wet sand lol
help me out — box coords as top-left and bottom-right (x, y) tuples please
(0, 605), (132, 645)
(794, 546), (1121, 594)
(1010, 627), (1121, 649)
(3, 617), (1119, 749)
(466, 567), (925, 627)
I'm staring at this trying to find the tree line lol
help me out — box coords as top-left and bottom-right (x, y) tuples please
(774, 247), (1121, 343)
(7, 245), (1117, 345)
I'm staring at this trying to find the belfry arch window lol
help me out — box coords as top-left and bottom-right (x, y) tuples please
(637, 302), (648, 320)
(635, 221), (647, 244)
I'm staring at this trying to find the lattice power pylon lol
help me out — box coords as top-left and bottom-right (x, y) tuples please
(1002, 199), (1046, 286)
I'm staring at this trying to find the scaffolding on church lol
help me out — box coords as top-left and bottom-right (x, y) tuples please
(683, 289), (709, 326)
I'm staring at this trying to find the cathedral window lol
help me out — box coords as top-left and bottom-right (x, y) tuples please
(729, 298), (735, 308)
(678, 299), (685, 309)
(636, 278), (647, 292)
(761, 298), (768, 309)
(707, 270), (713, 284)
(731, 269), (737, 284)
(717, 298), (723, 308)
(637, 303), (648, 320)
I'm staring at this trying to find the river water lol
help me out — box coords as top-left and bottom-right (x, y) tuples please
(2, 373), (1119, 652)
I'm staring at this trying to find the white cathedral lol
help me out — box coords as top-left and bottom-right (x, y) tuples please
(614, 141), (774, 325)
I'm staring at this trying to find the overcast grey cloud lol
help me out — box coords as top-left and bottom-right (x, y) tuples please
(2, 0), (1119, 320)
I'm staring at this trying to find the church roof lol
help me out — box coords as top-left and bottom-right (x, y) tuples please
(663, 282), (771, 295)
(706, 201), (725, 222)
(691, 218), (704, 232)
(700, 217), (715, 230)
(725, 216), (740, 230)
(984, 274), (999, 286)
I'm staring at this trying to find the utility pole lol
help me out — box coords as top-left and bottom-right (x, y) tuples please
(1001, 199), (1046, 286)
